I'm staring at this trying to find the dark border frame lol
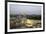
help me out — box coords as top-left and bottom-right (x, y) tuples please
(5, 1), (45, 34)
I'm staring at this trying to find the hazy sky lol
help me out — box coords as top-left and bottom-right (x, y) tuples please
(9, 4), (41, 15)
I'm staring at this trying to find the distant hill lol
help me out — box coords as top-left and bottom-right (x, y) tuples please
(10, 15), (41, 20)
